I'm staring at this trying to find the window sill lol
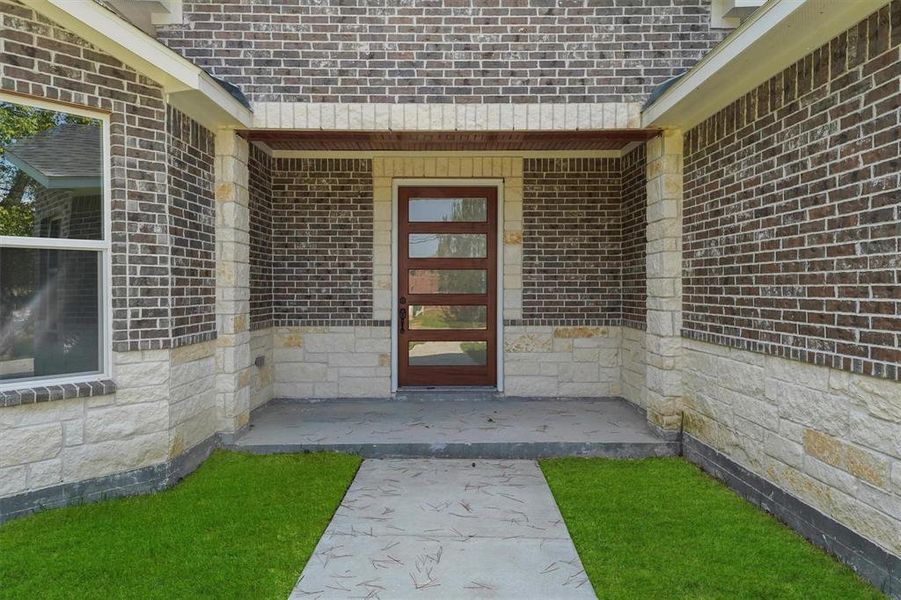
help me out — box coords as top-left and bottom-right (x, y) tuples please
(0, 380), (117, 408)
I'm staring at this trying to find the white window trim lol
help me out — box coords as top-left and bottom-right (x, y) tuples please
(0, 91), (113, 392)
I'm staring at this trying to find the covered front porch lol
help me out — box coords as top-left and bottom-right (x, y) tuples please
(228, 395), (678, 459)
(225, 123), (683, 440)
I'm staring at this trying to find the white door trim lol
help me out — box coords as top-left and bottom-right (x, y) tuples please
(390, 178), (505, 393)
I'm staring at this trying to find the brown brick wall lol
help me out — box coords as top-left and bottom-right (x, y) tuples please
(167, 106), (216, 346)
(621, 145), (647, 328)
(249, 145), (273, 329)
(156, 0), (726, 104)
(523, 157), (637, 325)
(2, 0), (171, 352)
(683, 3), (900, 380)
(267, 158), (374, 325)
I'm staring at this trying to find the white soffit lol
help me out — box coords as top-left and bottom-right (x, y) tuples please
(20, 0), (252, 130)
(642, 0), (890, 130)
(104, 0), (182, 35)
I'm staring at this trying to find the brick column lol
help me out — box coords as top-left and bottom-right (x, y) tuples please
(644, 130), (684, 433)
(214, 130), (252, 434)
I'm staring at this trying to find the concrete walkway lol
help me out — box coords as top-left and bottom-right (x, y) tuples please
(290, 459), (595, 600)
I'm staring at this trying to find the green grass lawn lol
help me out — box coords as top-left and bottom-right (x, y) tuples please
(0, 451), (361, 600)
(540, 458), (884, 600)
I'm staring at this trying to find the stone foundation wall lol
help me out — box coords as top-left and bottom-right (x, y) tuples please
(167, 340), (217, 456)
(620, 326), (647, 410)
(0, 343), (219, 510)
(272, 326), (391, 398)
(504, 326), (621, 397)
(683, 338), (901, 556)
(250, 328), (274, 411)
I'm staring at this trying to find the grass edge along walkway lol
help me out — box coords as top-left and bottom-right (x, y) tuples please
(540, 457), (885, 600)
(0, 451), (361, 600)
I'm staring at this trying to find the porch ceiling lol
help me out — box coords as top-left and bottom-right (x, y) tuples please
(239, 129), (659, 152)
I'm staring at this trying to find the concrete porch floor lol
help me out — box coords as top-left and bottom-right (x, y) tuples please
(229, 395), (678, 459)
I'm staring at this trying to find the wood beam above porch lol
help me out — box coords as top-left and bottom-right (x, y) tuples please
(238, 129), (660, 152)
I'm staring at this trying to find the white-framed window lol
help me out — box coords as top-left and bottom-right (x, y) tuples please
(0, 92), (112, 391)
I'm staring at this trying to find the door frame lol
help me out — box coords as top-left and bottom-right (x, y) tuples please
(391, 178), (505, 393)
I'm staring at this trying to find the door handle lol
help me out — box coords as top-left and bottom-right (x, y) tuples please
(399, 308), (407, 333)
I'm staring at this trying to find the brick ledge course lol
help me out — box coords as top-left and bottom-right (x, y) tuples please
(0, 380), (117, 409)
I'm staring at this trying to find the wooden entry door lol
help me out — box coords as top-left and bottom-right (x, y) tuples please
(398, 186), (497, 387)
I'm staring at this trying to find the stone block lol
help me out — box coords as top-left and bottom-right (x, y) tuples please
(277, 362), (328, 383)
(0, 398), (82, 429)
(62, 433), (168, 482)
(24, 458), (62, 490)
(803, 455), (860, 497)
(338, 377), (390, 397)
(0, 424), (63, 468)
(117, 358), (171, 388)
(803, 429), (890, 489)
(504, 376), (558, 397)
(768, 380), (848, 436)
(274, 382), (316, 398)
(304, 332), (355, 354)
(847, 409), (901, 459)
(0, 465), (28, 496)
(84, 403), (169, 444)
(553, 326), (605, 339)
(328, 352), (381, 367)
(558, 362), (599, 383)
(504, 333), (552, 353)
(764, 432), (804, 469)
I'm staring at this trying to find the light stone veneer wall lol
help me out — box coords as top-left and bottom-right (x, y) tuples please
(683, 338), (901, 556)
(250, 328), (274, 411)
(0, 344), (218, 500)
(272, 326), (391, 398)
(264, 323), (645, 399)
(620, 326), (647, 410)
(643, 131), (684, 431)
(504, 326), (622, 397)
(215, 132), (254, 434)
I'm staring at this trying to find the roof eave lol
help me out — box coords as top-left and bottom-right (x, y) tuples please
(641, 0), (889, 131)
(20, 0), (253, 130)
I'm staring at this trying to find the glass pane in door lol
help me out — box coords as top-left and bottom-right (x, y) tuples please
(409, 305), (487, 329)
(408, 234), (487, 258)
(409, 197), (487, 222)
(409, 270), (487, 294)
(408, 341), (488, 366)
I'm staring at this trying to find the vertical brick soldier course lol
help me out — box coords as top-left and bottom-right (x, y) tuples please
(683, 4), (901, 380)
